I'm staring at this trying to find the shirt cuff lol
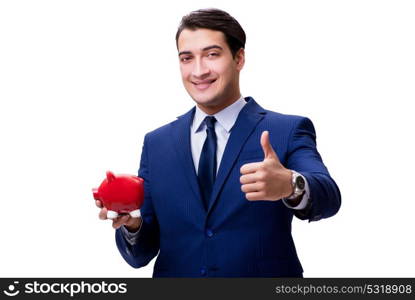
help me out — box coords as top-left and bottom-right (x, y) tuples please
(120, 221), (142, 246)
(282, 173), (310, 210)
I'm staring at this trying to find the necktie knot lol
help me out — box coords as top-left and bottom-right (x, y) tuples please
(204, 116), (216, 131)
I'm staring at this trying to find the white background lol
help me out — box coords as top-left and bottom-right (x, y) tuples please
(1, 0), (414, 277)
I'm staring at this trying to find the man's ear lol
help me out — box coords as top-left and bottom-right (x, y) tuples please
(235, 48), (245, 71)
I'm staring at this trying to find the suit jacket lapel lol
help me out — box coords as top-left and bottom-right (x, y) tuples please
(207, 97), (266, 213)
(170, 107), (205, 210)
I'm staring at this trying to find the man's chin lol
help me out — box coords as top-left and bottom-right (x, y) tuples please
(191, 94), (218, 107)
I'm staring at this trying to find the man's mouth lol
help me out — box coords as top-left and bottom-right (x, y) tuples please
(192, 79), (217, 91)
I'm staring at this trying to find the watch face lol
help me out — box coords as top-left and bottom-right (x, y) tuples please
(296, 176), (305, 190)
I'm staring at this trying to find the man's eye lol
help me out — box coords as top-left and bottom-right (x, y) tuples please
(208, 52), (219, 57)
(180, 56), (192, 62)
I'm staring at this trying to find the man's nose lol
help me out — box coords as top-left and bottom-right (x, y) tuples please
(191, 58), (210, 78)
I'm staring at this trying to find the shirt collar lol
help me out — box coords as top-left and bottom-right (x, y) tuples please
(192, 96), (247, 133)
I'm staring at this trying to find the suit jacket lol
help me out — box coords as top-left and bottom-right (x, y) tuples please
(115, 97), (341, 277)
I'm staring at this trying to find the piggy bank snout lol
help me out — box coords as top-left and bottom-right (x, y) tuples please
(92, 188), (100, 200)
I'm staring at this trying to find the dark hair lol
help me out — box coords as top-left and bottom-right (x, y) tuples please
(175, 8), (246, 58)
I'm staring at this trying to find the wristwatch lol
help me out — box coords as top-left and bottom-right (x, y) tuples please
(287, 170), (306, 200)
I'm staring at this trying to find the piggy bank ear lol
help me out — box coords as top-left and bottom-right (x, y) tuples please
(106, 171), (116, 182)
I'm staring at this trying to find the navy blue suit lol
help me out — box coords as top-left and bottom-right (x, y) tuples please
(115, 97), (341, 277)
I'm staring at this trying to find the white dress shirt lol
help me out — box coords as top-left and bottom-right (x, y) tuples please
(191, 96), (247, 174)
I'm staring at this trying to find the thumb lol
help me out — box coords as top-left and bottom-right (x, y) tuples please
(261, 131), (278, 160)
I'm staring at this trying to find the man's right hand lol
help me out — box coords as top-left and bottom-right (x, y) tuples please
(95, 200), (142, 232)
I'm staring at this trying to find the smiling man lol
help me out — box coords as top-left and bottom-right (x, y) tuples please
(96, 8), (341, 277)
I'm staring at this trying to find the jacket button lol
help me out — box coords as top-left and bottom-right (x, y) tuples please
(200, 267), (207, 276)
(206, 229), (214, 237)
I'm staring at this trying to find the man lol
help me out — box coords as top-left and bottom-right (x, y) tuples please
(96, 8), (341, 277)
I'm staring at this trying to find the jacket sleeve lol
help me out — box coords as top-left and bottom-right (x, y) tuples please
(285, 117), (341, 222)
(115, 133), (160, 268)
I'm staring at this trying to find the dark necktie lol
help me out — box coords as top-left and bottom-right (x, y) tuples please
(197, 116), (217, 209)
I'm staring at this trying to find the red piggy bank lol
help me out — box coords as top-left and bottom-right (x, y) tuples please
(92, 171), (144, 219)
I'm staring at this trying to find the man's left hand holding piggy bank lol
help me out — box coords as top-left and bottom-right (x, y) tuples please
(92, 171), (144, 231)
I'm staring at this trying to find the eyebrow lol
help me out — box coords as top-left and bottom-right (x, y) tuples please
(178, 45), (223, 56)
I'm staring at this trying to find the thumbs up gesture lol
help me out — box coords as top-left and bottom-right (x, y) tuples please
(240, 131), (293, 201)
